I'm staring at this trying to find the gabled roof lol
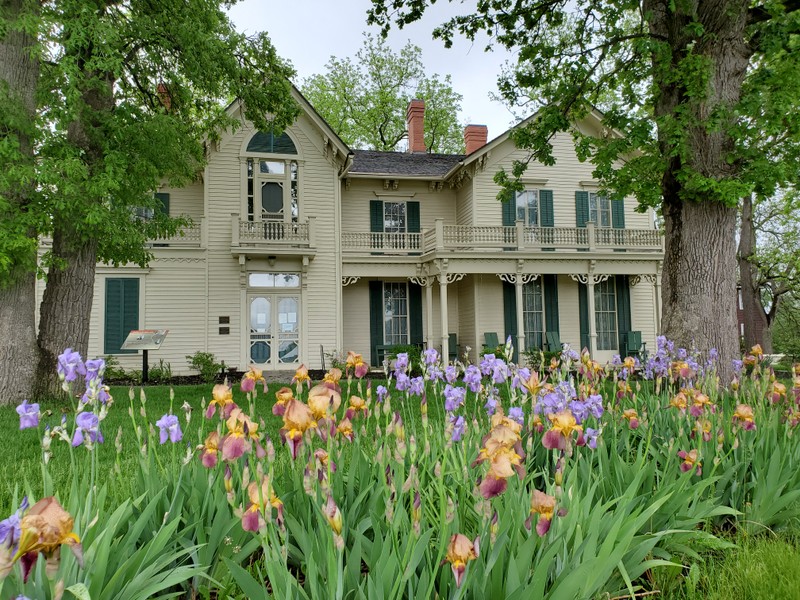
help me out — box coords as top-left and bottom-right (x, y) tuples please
(349, 150), (465, 178)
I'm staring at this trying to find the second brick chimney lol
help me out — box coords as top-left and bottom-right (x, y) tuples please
(406, 99), (426, 153)
(464, 124), (488, 154)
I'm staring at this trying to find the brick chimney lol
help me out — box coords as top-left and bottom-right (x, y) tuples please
(406, 99), (426, 153)
(157, 82), (172, 111)
(464, 124), (488, 154)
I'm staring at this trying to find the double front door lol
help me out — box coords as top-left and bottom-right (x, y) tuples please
(249, 294), (300, 366)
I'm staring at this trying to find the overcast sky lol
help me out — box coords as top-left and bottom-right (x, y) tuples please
(227, 0), (520, 142)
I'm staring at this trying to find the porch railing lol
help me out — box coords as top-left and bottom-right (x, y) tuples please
(148, 220), (203, 248)
(232, 214), (315, 247)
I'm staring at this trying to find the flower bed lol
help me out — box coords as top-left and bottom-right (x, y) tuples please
(2, 340), (799, 598)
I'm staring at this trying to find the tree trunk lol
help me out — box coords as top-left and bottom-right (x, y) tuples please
(35, 229), (98, 399)
(647, 0), (752, 383)
(737, 194), (773, 352)
(0, 0), (40, 405)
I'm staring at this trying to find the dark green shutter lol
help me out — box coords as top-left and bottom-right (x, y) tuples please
(575, 191), (590, 227)
(104, 278), (139, 354)
(502, 281), (517, 344)
(578, 282), (589, 352)
(502, 197), (516, 226)
(616, 275), (632, 352)
(409, 283), (423, 345)
(544, 274), (560, 336)
(369, 281), (383, 366)
(155, 192), (170, 216)
(611, 197), (626, 252)
(370, 200), (383, 254)
(611, 198), (625, 229)
(407, 201), (420, 233)
(540, 190), (554, 251)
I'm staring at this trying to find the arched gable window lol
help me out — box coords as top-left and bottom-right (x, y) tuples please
(244, 130), (300, 223)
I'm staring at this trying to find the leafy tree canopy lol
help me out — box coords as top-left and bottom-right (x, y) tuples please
(301, 33), (464, 153)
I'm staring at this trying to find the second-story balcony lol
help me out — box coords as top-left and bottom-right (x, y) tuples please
(342, 220), (662, 257)
(148, 221), (204, 248)
(230, 213), (317, 258)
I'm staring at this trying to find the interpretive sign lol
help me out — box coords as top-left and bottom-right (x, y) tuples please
(121, 329), (169, 383)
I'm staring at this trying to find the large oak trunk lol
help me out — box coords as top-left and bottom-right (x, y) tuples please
(35, 229), (98, 399)
(647, 0), (752, 383)
(0, 0), (40, 404)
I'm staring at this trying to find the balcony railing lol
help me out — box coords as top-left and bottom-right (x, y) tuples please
(341, 220), (663, 255)
(148, 221), (203, 248)
(232, 214), (315, 249)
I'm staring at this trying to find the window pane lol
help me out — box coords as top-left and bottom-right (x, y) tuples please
(260, 160), (285, 175)
(523, 279), (544, 350)
(383, 282), (409, 346)
(593, 279), (617, 350)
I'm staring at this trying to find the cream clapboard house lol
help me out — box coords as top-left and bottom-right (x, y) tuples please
(47, 89), (663, 375)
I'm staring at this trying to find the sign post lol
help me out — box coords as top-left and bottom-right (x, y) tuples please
(121, 330), (169, 383)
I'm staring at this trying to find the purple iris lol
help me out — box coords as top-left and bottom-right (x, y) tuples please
(57, 348), (86, 383)
(444, 365), (458, 384)
(570, 394), (603, 424)
(16, 400), (39, 430)
(444, 384), (466, 412)
(479, 354), (497, 376)
(376, 385), (388, 402)
(463, 365), (482, 393)
(732, 359), (744, 375)
(450, 415), (465, 442)
(85, 358), (106, 383)
(72, 412), (103, 447)
(512, 367), (531, 391)
(585, 428), (599, 449)
(484, 396), (498, 416)
(561, 347), (579, 362)
(394, 353), (409, 372)
(427, 365), (444, 381)
(423, 347), (440, 365)
(395, 372), (410, 392)
(156, 414), (183, 444)
(0, 497), (27, 553)
(508, 406), (524, 425)
(408, 376), (425, 397)
(491, 361), (509, 385)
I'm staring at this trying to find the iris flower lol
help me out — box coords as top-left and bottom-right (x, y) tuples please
(346, 351), (369, 378)
(733, 404), (756, 430)
(323, 368), (343, 386)
(72, 412), (103, 447)
(242, 477), (283, 532)
(221, 409), (252, 461)
(444, 534), (479, 588)
(198, 432), (220, 467)
(292, 364), (310, 388)
(337, 417), (354, 442)
(308, 384), (342, 421)
(13, 497), (83, 583)
(678, 449), (702, 475)
(206, 384), (236, 419)
(526, 490), (557, 536)
(155, 414), (182, 444)
(16, 401), (39, 430)
(273, 386), (293, 415)
(542, 410), (582, 449)
(280, 400), (317, 459)
(622, 409), (640, 429)
(769, 382), (787, 404)
(669, 391), (688, 411)
(57, 349), (86, 383)
(240, 366), (267, 393)
(347, 395), (368, 418)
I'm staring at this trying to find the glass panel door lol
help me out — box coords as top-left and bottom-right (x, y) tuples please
(277, 296), (299, 364)
(250, 296), (272, 365)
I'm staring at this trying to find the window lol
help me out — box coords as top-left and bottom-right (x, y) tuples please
(104, 278), (139, 354)
(384, 202), (407, 233)
(589, 192), (611, 228)
(135, 193), (169, 221)
(522, 279), (544, 350)
(594, 279), (618, 350)
(248, 273), (300, 288)
(516, 190), (539, 225)
(246, 158), (299, 223)
(383, 282), (409, 346)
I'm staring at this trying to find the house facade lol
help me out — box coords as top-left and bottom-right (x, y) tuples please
(41, 89), (663, 374)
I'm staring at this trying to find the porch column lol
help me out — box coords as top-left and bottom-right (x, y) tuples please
(587, 275), (597, 357)
(426, 282), (434, 349)
(439, 274), (449, 360)
(654, 274), (662, 335)
(515, 276), (525, 354)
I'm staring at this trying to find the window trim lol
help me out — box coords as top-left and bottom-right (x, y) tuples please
(594, 278), (618, 351)
(383, 281), (410, 346)
(522, 279), (546, 350)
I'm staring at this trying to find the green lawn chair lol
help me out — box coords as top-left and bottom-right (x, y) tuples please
(546, 331), (563, 352)
(623, 331), (645, 360)
(483, 332), (499, 354)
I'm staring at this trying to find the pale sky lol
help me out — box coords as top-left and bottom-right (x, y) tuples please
(227, 0), (520, 144)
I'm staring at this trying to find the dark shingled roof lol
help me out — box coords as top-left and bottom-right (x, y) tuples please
(350, 150), (464, 177)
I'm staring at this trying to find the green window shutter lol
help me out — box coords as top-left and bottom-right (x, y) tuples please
(409, 283), (423, 345)
(611, 198), (625, 229)
(616, 275), (632, 352)
(369, 281), (384, 366)
(104, 278), (139, 355)
(155, 192), (170, 216)
(578, 282), (589, 352)
(540, 190), (554, 227)
(575, 191), (590, 227)
(370, 200), (384, 254)
(543, 274), (560, 335)
(502, 281), (517, 344)
(501, 197), (516, 226)
(407, 201), (420, 233)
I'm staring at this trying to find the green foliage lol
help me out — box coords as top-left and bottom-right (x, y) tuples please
(186, 351), (223, 383)
(301, 33), (464, 152)
(103, 354), (127, 382)
(147, 359), (172, 385)
(522, 349), (561, 370)
(388, 343), (422, 375)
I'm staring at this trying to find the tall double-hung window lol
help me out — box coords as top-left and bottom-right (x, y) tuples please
(588, 192), (611, 228)
(516, 190), (540, 225)
(522, 279), (544, 350)
(594, 279), (618, 351)
(383, 282), (409, 346)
